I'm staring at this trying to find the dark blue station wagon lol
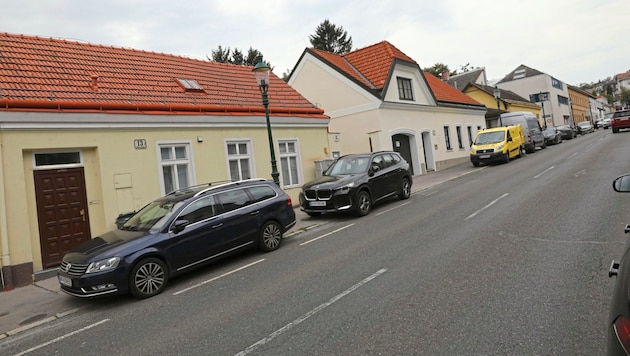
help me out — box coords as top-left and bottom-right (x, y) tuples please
(58, 179), (296, 299)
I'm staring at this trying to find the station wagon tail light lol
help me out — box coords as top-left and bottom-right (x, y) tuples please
(614, 315), (630, 355)
(287, 196), (293, 206)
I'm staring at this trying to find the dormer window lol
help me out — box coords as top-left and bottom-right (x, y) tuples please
(397, 77), (414, 101)
(176, 78), (205, 92)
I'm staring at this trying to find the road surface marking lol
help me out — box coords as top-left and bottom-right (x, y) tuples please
(534, 166), (554, 179)
(465, 193), (509, 221)
(173, 259), (265, 295)
(235, 268), (387, 356)
(375, 201), (412, 216)
(14, 319), (110, 356)
(299, 223), (354, 246)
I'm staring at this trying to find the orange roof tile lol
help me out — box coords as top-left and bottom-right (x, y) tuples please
(0, 33), (326, 118)
(422, 72), (481, 105)
(308, 41), (480, 107)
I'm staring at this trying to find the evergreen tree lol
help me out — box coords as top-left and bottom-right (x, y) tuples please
(309, 19), (353, 54)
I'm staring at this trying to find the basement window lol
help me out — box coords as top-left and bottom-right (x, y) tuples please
(176, 78), (205, 92)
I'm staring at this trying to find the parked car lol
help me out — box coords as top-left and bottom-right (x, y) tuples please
(556, 125), (577, 140)
(612, 110), (630, 133)
(58, 179), (296, 299)
(600, 113), (613, 129)
(542, 127), (563, 145)
(299, 151), (412, 217)
(576, 121), (595, 134)
(499, 111), (546, 153)
(608, 173), (630, 355)
(470, 125), (524, 167)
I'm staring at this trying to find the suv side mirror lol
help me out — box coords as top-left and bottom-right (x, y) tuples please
(171, 219), (189, 233)
(613, 174), (630, 192)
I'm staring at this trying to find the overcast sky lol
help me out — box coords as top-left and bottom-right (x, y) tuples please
(1, 0), (628, 86)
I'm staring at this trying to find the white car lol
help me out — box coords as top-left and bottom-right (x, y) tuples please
(602, 117), (612, 129)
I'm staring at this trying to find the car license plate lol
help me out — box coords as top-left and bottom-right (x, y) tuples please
(479, 154), (490, 159)
(58, 275), (72, 287)
(309, 201), (326, 207)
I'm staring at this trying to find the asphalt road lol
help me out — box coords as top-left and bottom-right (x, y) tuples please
(2, 129), (629, 355)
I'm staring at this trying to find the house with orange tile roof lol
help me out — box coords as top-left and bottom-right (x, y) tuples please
(0, 32), (330, 289)
(288, 41), (487, 175)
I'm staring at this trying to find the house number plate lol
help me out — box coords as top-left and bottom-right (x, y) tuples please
(134, 139), (147, 150)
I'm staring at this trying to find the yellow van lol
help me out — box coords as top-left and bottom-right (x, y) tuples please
(470, 125), (525, 167)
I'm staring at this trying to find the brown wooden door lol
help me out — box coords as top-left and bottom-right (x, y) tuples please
(34, 168), (91, 268)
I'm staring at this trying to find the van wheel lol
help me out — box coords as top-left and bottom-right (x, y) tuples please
(504, 152), (510, 163)
(355, 191), (371, 217)
(541, 141), (547, 149)
(472, 161), (480, 167)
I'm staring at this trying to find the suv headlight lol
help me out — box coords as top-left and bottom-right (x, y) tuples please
(86, 257), (121, 274)
(335, 182), (355, 194)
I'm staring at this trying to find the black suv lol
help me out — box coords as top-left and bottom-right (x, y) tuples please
(58, 179), (296, 299)
(299, 151), (412, 217)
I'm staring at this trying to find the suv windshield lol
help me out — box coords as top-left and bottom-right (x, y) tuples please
(325, 156), (370, 175)
(474, 131), (505, 145)
(122, 200), (185, 233)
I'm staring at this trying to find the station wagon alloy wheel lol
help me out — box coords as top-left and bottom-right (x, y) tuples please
(399, 178), (411, 200)
(130, 258), (168, 298)
(260, 221), (282, 252)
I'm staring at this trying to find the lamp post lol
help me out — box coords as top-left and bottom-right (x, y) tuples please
(252, 55), (280, 185)
(493, 85), (502, 126)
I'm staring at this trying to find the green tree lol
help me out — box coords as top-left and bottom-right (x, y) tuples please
(423, 63), (455, 78)
(309, 19), (353, 54)
(208, 46), (271, 68)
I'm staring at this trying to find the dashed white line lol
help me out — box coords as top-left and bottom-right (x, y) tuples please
(234, 268), (388, 356)
(534, 166), (555, 179)
(465, 193), (509, 221)
(173, 259), (265, 295)
(299, 223), (354, 246)
(375, 202), (412, 216)
(14, 319), (110, 356)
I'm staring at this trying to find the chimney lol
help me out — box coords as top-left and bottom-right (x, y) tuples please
(90, 75), (98, 91)
(441, 72), (450, 81)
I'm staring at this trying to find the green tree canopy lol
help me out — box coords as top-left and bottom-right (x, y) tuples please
(309, 19), (353, 54)
(423, 63), (456, 78)
(620, 87), (630, 108)
(208, 46), (271, 68)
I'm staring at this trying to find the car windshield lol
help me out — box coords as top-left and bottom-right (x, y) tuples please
(121, 200), (185, 233)
(325, 156), (370, 175)
(578, 122), (589, 127)
(474, 131), (505, 145)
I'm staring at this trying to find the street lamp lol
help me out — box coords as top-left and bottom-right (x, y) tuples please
(252, 55), (280, 185)
(493, 85), (502, 126)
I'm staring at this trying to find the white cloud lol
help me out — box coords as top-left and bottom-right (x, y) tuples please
(0, 0), (628, 85)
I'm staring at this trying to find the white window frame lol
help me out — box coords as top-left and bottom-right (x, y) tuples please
(225, 139), (254, 181)
(157, 141), (195, 195)
(278, 139), (302, 188)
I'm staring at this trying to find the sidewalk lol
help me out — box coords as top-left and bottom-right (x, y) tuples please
(0, 163), (482, 340)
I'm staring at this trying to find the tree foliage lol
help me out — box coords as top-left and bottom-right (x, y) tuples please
(423, 63), (456, 78)
(309, 19), (353, 54)
(208, 46), (271, 68)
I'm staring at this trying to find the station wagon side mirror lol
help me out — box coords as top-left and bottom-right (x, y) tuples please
(171, 219), (190, 233)
(613, 174), (630, 192)
(371, 164), (380, 173)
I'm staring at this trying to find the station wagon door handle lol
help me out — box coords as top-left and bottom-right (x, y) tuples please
(250, 211), (260, 216)
(211, 223), (223, 229)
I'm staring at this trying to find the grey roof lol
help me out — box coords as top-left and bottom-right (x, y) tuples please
(497, 64), (544, 83)
(465, 83), (540, 109)
(447, 68), (485, 91)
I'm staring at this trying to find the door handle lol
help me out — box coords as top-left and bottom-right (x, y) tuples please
(79, 209), (85, 222)
(212, 223), (223, 229)
(250, 211), (260, 216)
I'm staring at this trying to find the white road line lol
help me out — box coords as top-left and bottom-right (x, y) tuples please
(534, 166), (554, 179)
(173, 259), (265, 295)
(465, 193), (509, 221)
(567, 152), (578, 160)
(375, 201), (412, 216)
(299, 223), (355, 246)
(234, 268), (388, 356)
(14, 319), (110, 356)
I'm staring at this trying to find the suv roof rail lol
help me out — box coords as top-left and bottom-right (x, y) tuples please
(193, 178), (268, 197)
